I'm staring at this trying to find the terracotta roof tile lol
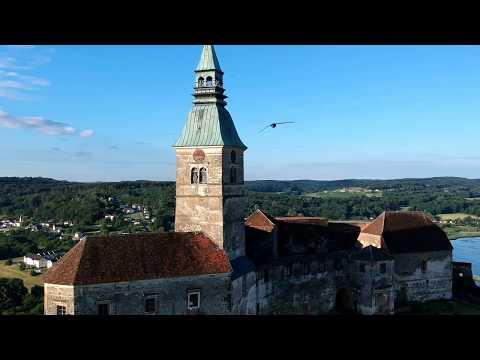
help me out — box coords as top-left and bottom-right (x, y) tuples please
(44, 232), (232, 286)
(245, 209), (277, 232)
(361, 211), (452, 253)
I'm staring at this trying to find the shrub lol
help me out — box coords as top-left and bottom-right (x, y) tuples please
(5, 259), (13, 266)
(19, 263), (26, 271)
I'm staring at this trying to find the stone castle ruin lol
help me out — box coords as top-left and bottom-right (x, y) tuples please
(43, 45), (453, 315)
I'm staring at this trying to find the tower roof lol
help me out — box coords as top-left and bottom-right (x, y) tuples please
(196, 45), (223, 73)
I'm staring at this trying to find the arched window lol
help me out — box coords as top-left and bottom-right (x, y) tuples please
(191, 168), (199, 184)
(198, 77), (204, 87)
(230, 150), (236, 164)
(206, 76), (213, 87)
(199, 168), (207, 184)
(230, 167), (236, 184)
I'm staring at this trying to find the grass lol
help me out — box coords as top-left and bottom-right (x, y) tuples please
(405, 300), (480, 315)
(438, 213), (480, 221)
(443, 225), (480, 240)
(0, 259), (44, 290)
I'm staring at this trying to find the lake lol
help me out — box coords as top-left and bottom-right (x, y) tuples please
(451, 237), (480, 280)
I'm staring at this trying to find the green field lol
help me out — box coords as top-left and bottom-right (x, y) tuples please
(438, 213), (480, 221)
(303, 188), (383, 199)
(0, 260), (44, 290)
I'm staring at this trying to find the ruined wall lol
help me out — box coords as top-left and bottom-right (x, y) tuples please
(44, 284), (75, 315)
(255, 258), (340, 314)
(70, 273), (231, 315)
(175, 146), (245, 258)
(393, 250), (452, 304)
(350, 260), (395, 315)
(231, 271), (257, 315)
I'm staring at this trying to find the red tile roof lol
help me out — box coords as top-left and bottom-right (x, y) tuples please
(362, 211), (433, 235)
(43, 232), (232, 286)
(245, 209), (277, 232)
(361, 211), (452, 253)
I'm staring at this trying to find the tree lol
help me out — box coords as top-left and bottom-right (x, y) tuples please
(5, 259), (12, 266)
(19, 262), (26, 271)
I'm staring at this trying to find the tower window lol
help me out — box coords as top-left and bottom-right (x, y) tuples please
(191, 168), (199, 184)
(198, 77), (204, 87)
(230, 167), (237, 184)
(206, 76), (213, 86)
(230, 150), (236, 164)
(379, 263), (387, 274)
(199, 168), (207, 184)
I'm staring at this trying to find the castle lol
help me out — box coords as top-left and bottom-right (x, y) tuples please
(43, 45), (453, 315)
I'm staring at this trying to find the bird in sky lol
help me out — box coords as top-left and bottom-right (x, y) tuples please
(259, 122), (295, 133)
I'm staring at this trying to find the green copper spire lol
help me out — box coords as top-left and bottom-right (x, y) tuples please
(196, 45), (223, 73)
(174, 45), (246, 149)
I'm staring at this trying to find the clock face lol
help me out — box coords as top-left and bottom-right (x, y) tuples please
(193, 149), (205, 162)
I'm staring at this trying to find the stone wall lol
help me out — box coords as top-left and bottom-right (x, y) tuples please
(175, 146), (246, 258)
(351, 260), (395, 315)
(46, 273), (232, 315)
(44, 284), (75, 315)
(393, 250), (452, 304)
(255, 258), (340, 314)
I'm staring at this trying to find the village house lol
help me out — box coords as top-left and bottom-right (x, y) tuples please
(44, 45), (455, 315)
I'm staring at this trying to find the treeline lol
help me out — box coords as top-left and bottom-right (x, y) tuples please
(2, 176), (480, 225)
(0, 230), (76, 260)
(0, 278), (43, 315)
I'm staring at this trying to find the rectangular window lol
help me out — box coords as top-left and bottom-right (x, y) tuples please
(360, 264), (366, 273)
(145, 297), (156, 314)
(97, 303), (110, 315)
(187, 290), (201, 311)
(379, 263), (387, 274)
(56, 305), (66, 315)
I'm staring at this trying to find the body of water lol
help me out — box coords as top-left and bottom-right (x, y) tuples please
(451, 237), (480, 278)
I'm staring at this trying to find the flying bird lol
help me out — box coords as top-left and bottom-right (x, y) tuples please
(259, 122), (295, 133)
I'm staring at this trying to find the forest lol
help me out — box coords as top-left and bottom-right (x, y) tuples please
(2, 176), (480, 223)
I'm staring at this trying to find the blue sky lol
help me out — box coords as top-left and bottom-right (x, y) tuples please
(1, 45), (479, 182)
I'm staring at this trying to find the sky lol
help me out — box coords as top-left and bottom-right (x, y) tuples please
(1, 44), (480, 182)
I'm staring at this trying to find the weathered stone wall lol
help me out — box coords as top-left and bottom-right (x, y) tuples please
(393, 250), (452, 304)
(69, 273), (231, 315)
(231, 271), (257, 315)
(255, 259), (340, 314)
(350, 260), (395, 315)
(175, 146), (246, 258)
(44, 284), (75, 315)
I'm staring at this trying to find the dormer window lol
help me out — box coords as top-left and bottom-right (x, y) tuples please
(206, 76), (213, 87)
(199, 168), (207, 184)
(191, 168), (199, 184)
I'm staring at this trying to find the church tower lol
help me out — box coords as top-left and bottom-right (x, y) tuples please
(173, 45), (247, 259)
